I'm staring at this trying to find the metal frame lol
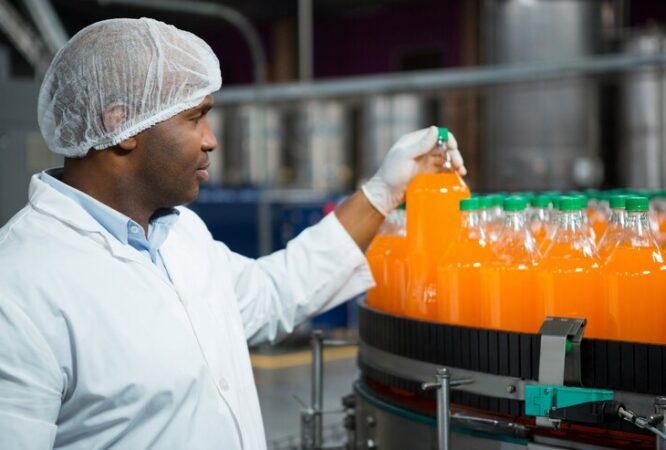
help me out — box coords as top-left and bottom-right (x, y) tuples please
(214, 52), (666, 105)
(358, 339), (662, 417)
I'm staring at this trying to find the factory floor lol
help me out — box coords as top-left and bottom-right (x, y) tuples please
(251, 329), (358, 450)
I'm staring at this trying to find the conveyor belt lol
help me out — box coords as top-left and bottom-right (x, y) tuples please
(358, 301), (666, 396)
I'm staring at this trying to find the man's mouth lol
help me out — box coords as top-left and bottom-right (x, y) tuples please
(196, 162), (210, 182)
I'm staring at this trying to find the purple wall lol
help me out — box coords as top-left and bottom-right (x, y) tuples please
(315, 2), (460, 78)
(201, 1), (461, 86)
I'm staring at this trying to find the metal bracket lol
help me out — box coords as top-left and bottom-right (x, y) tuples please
(422, 368), (474, 450)
(536, 316), (586, 428)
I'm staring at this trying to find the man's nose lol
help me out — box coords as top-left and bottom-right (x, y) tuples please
(202, 118), (218, 152)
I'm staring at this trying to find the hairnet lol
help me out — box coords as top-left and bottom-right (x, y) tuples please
(37, 17), (222, 157)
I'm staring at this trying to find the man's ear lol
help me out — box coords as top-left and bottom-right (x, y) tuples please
(118, 137), (137, 151)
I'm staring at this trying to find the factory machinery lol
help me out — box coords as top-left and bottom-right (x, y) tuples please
(300, 304), (666, 450)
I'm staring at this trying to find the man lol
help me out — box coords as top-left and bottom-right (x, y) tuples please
(0, 18), (465, 449)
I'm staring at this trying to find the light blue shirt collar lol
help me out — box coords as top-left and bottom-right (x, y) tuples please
(40, 168), (179, 267)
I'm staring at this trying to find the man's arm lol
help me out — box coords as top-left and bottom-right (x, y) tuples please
(334, 191), (384, 251)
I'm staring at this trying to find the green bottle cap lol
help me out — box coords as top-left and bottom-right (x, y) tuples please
(460, 198), (479, 211)
(568, 193), (589, 208)
(478, 196), (493, 209)
(488, 194), (505, 208)
(437, 127), (449, 143)
(503, 196), (528, 212)
(559, 196), (582, 211)
(515, 191), (535, 200)
(625, 196), (649, 212)
(531, 195), (550, 208)
(550, 196), (561, 210)
(397, 202), (406, 210)
(608, 195), (626, 209)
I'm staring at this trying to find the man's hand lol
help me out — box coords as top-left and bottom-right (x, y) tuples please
(336, 126), (466, 250)
(361, 126), (466, 217)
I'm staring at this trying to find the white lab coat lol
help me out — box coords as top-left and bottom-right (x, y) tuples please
(0, 173), (374, 450)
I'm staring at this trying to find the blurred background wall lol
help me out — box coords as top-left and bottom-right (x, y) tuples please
(2, 0), (666, 259)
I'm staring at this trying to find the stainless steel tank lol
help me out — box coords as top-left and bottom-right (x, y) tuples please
(221, 104), (283, 187)
(481, 0), (604, 191)
(619, 29), (666, 189)
(291, 100), (352, 192)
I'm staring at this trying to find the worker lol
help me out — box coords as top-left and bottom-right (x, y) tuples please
(0, 18), (465, 450)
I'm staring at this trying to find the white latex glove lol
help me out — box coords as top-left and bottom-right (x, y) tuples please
(361, 126), (467, 216)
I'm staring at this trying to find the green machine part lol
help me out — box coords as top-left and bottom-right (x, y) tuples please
(525, 385), (615, 417)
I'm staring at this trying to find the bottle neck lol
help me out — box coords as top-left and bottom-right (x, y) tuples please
(607, 208), (625, 227)
(623, 211), (656, 245)
(461, 210), (487, 241)
(531, 207), (549, 223)
(503, 210), (527, 230)
(557, 210), (585, 233)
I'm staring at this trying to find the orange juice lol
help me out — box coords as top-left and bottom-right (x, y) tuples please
(366, 207), (406, 312)
(384, 235), (408, 315)
(537, 197), (605, 338)
(405, 128), (470, 321)
(436, 198), (492, 327)
(604, 197), (666, 344)
(482, 196), (541, 333)
(366, 235), (393, 311)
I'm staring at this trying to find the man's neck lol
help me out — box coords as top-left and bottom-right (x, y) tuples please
(62, 159), (154, 233)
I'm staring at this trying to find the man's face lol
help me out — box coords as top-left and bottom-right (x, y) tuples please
(134, 95), (217, 208)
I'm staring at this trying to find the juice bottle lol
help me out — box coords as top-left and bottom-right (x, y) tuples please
(478, 196), (498, 244)
(482, 196), (541, 333)
(436, 198), (493, 327)
(539, 195), (560, 254)
(650, 191), (666, 246)
(574, 194), (597, 244)
(588, 192), (609, 242)
(529, 195), (550, 246)
(405, 128), (470, 321)
(385, 205), (408, 315)
(597, 195), (626, 261)
(366, 207), (405, 312)
(604, 196), (666, 344)
(538, 196), (605, 338)
(486, 194), (505, 243)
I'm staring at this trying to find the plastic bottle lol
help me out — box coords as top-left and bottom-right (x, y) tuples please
(385, 205), (408, 315)
(572, 194), (597, 244)
(405, 128), (471, 321)
(529, 195), (550, 246)
(366, 207), (406, 313)
(537, 196), (605, 338)
(478, 196), (498, 244)
(604, 196), (666, 344)
(597, 195), (626, 261)
(586, 192), (608, 242)
(486, 194), (505, 243)
(539, 196), (560, 254)
(482, 196), (541, 333)
(436, 198), (493, 327)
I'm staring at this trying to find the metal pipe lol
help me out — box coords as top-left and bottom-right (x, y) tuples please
(436, 368), (451, 450)
(298, 0), (313, 81)
(22, 0), (68, 54)
(0, 0), (50, 75)
(655, 397), (666, 449)
(95, 0), (267, 84)
(311, 330), (324, 449)
(214, 52), (666, 105)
